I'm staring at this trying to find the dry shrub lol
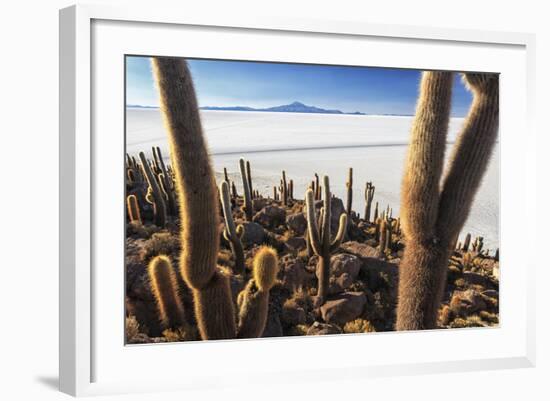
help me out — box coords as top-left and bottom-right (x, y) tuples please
(343, 318), (376, 334)
(142, 232), (180, 260)
(125, 315), (140, 342)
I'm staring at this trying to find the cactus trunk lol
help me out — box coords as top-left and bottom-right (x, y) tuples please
(396, 71), (499, 331)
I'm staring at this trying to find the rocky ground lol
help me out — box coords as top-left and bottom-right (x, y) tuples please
(125, 194), (499, 344)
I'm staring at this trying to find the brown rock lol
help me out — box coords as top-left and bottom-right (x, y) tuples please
(320, 292), (367, 326)
(286, 212), (307, 235)
(253, 205), (286, 228)
(323, 253), (361, 295)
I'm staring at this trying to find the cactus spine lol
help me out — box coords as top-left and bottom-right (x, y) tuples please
(147, 255), (185, 329)
(397, 71), (499, 331)
(239, 158), (253, 221)
(220, 181), (245, 275)
(305, 176), (348, 305)
(139, 151), (167, 227)
(126, 194), (142, 224)
(237, 246), (279, 338)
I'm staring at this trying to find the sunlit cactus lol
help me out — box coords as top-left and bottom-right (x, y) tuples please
(126, 194), (142, 224)
(237, 246), (279, 338)
(148, 255), (185, 329)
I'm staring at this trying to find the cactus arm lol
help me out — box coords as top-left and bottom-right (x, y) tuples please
(219, 181), (245, 274)
(400, 72), (453, 243)
(330, 213), (348, 252)
(305, 189), (323, 256)
(435, 73), (499, 245)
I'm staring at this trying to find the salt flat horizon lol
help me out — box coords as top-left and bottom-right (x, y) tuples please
(126, 108), (500, 250)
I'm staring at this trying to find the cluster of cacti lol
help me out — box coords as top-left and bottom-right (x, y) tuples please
(239, 158), (254, 221)
(376, 207), (396, 257)
(472, 236), (484, 253)
(139, 151), (167, 227)
(125, 145), (180, 228)
(396, 71), (499, 331)
(219, 181), (245, 275)
(305, 175), (348, 305)
(278, 170), (294, 205)
(151, 57), (280, 340)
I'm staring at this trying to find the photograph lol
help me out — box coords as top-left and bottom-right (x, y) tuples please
(124, 55), (500, 344)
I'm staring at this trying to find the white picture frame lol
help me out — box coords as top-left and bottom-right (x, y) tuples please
(59, 4), (536, 397)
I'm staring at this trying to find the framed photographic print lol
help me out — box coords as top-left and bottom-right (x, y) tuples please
(59, 4), (536, 397)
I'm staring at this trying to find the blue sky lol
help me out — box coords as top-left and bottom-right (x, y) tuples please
(126, 56), (472, 117)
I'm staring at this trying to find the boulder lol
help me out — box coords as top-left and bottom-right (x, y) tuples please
(320, 292), (367, 326)
(280, 255), (307, 291)
(286, 212), (307, 235)
(241, 222), (266, 246)
(252, 198), (268, 212)
(281, 301), (307, 326)
(253, 205), (286, 228)
(285, 236), (306, 252)
(462, 271), (491, 287)
(306, 321), (342, 336)
(320, 253), (361, 295)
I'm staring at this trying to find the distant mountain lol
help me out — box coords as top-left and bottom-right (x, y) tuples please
(201, 101), (365, 115)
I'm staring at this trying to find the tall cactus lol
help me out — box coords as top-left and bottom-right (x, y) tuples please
(397, 71), (499, 330)
(152, 57), (278, 340)
(281, 170), (288, 206)
(148, 255), (185, 330)
(152, 57), (235, 339)
(305, 176), (348, 305)
(364, 182), (375, 223)
(219, 181), (245, 275)
(345, 167), (353, 216)
(239, 158), (253, 221)
(237, 246), (279, 338)
(139, 151), (167, 227)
